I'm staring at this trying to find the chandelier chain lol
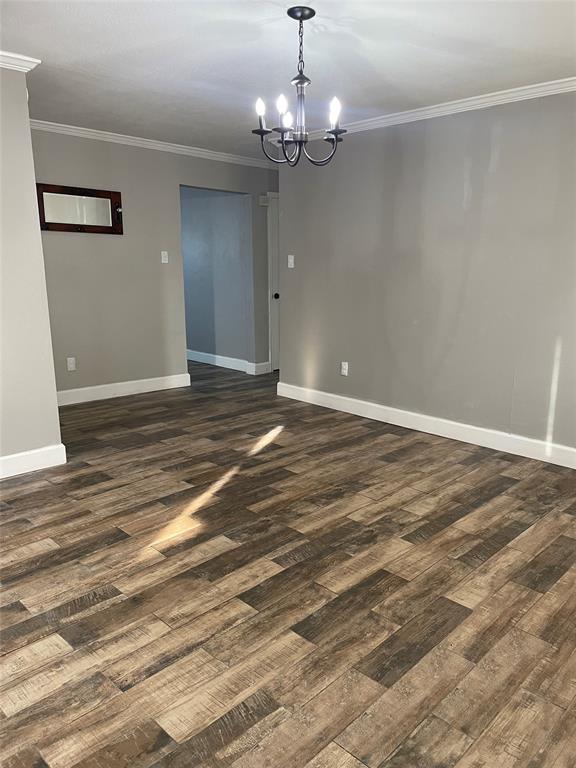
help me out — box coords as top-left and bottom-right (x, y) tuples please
(298, 20), (304, 73)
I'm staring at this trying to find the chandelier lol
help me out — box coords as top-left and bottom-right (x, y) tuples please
(252, 6), (346, 167)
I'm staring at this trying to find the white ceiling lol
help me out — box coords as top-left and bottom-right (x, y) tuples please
(1, 0), (575, 158)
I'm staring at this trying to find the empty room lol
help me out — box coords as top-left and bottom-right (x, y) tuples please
(0, 1), (575, 767)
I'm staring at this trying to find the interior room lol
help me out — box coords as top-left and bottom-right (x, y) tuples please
(0, 1), (575, 766)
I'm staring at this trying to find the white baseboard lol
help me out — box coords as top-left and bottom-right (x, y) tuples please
(187, 349), (271, 376)
(57, 373), (191, 406)
(0, 443), (67, 479)
(249, 361), (273, 375)
(277, 382), (576, 470)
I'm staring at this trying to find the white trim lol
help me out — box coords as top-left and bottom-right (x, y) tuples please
(277, 382), (576, 470)
(309, 78), (576, 140)
(249, 361), (273, 376)
(265, 192), (280, 372)
(57, 373), (191, 406)
(187, 349), (247, 372)
(30, 119), (273, 170)
(0, 51), (41, 73)
(187, 349), (271, 376)
(259, 192), (280, 207)
(0, 443), (66, 479)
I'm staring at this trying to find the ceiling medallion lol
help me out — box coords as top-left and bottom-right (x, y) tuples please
(252, 6), (346, 167)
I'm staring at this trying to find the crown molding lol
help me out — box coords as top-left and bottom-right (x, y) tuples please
(309, 77), (576, 140)
(26, 77), (575, 159)
(0, 51), (41, 73)
(29, 120), (274, 170)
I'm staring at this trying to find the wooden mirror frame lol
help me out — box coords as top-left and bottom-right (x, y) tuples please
(36, 184), (123, 235)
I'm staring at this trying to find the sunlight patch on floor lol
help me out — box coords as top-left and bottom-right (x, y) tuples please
(148, 466), (240, 551)
(146, 426), (284, 553)
(248, 425), (284, 457)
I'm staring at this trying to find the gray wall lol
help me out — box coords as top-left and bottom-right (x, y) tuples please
(31, 131), (277, 391)
(181, 187), (255, 362)
(0, 69), (62, 457)
(279, 93), (576, 448)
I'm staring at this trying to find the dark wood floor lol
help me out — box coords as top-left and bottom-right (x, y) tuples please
(1, 362), (575, 768)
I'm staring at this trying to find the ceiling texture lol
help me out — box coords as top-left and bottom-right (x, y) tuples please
(1, 0), (575, 157)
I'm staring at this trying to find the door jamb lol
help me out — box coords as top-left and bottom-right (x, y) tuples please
(260, 192), (280, 371)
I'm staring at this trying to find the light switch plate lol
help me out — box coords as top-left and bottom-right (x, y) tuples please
(161, 251), (169, 263)
(288, 254), (295, 269)
(66, 356), (76, 372)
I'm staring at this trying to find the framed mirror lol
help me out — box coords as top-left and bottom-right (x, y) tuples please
(36, 184), (123, 234)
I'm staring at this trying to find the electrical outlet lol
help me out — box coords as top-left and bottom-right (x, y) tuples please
(288, 254), (295, 269)
(340, 361), (349, 376)
(66, 356), (77, 372)
(161, 251), (169, 263)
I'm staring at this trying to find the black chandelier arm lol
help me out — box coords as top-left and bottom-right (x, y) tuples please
(302, 137), (339, 166)
(280, 133), (302, 166)
(259, 137), (290, 164)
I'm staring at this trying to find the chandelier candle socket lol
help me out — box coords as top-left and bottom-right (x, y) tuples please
(252, 6), (347, 166)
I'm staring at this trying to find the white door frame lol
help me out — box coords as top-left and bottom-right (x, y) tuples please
(262, 192), (280, 371)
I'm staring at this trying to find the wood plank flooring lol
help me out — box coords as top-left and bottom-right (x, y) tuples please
(1, 361), (575, 767)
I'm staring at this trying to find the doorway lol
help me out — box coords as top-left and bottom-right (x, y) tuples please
(180, 185), (279, 376)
